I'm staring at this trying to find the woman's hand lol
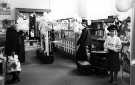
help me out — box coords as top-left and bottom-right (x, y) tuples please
(104, 48), (108, 52)
(87, 53), (91, 60)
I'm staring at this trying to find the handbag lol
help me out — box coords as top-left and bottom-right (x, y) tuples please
(7, 54), (21, 73)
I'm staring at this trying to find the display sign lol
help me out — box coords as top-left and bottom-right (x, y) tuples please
(0, 3), (11, 15)
(0, 3), (11, 30)
(16, 13), (29, 31)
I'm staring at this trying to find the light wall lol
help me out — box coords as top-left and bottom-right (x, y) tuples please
(6, 0), (132, 20)
(9, 0), (50, 19)
(50, 0), (78, 19)
(10, 0), (50, 9)
(50, 0), (131, 20)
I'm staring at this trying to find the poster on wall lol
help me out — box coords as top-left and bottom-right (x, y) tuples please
(0, 2), (11, 30)
(16, 13), (29, 31)
(0, 3), (11, 15)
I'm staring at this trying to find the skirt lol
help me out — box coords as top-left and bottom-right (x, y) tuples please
(76, 46), (87, 61)
(107, 49), (120, 72)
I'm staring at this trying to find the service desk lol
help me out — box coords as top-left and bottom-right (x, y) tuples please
(91, 51), (108, 54)
(90, 51), (109, 69)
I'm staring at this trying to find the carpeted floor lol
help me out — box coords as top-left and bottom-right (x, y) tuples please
(6, 52), (130, 85)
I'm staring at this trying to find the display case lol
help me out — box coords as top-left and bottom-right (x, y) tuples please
(15, 8), (51, 41)
(91, 20), (105, 51)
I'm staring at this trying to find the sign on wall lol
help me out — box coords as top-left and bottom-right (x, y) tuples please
(0, 2), (11, 29)
(0, 3), (11, 17)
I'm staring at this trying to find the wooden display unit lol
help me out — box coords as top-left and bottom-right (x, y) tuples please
(15, 8), (51, 40)
(91, 20), (105, 51)
(90, 17), (116, 51)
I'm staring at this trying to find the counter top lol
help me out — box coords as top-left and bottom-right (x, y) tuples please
(91, 51), (108, 53)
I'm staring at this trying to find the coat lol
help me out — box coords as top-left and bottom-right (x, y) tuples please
(77, 28), (92, 46)
(5, 26), (19, 56)
(76, 28), (92, 61)
(17, 31), (25, 63)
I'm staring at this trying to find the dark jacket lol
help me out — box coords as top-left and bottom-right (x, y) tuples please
(5, 26), (18, 56)
(76, 27), (92, 61)
(77, 28), (92, 46)
(17, 31), (25, 63)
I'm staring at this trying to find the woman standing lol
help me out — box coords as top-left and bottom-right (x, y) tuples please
(76, 19), (91, 62)
(5, 22), (21, 83)
(5, 22), (18, 56)
(104, 25), (122, 84)
(17, 30), (25, 64)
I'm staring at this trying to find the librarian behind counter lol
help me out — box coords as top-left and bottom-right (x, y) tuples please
(104, 25), (122, 84)
(76, 19), (92, 62)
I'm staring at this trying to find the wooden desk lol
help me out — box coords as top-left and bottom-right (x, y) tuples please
(91, 51), (108, 54)
(90, 51), (109, 69)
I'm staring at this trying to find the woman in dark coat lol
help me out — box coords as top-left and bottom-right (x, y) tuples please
(5, 24), (21, 83)
(76, 19), (92, 61)
(17, 30), (25, 63)
(5, 24), (18, 56)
